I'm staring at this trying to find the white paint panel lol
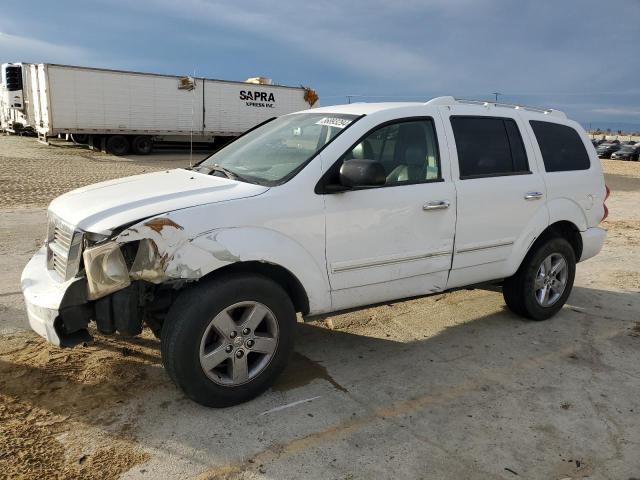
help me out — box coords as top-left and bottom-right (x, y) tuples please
(45, 67), (205, 132)
(37, 65), (50, 130)
(36, 64), (311, 136)
(204, 81), (310, 134)
(29, 65), (41, 128)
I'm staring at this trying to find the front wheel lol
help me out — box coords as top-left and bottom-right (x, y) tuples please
(161, 273), (296, 407)
(503, 237), (576, 320)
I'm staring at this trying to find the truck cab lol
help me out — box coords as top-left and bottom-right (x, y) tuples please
(21, 97), (608, 407)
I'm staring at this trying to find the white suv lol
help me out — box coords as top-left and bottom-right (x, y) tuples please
(21, 96), (608, 407)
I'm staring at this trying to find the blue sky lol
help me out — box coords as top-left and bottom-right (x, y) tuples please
(1, 0), (639, 130)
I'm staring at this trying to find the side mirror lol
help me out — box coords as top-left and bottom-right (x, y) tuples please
(339, 159), (386, 188)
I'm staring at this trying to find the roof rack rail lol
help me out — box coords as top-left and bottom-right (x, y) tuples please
(424, 96), (566, 118)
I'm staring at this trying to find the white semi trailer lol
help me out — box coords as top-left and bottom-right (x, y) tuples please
(28, 63), (318, 154)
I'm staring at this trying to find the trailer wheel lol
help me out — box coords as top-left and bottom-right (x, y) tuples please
(131, 136), (153, 155)
(70, 133), (89, 144)
(106, 135), (130, 156)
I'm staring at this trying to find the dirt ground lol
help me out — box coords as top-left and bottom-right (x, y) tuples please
(0, 135), (639, 479)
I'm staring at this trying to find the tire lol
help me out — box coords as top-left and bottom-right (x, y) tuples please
(70, 133), (89, 144)
(105, 135), (130, 156)
(161, 273), (296, 407)
(503, 237), (576, 321)
(131, 135), (153, 155)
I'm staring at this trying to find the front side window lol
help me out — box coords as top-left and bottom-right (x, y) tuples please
(530, 120), (590, 172)
(197, 113), (359, 185)
(451, 116), (530, 179)
(338, 119), (441, 186)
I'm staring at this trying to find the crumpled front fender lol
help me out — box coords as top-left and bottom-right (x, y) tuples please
(116, 216), (330, 313)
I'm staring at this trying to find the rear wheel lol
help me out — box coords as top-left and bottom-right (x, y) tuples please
(105, 135), (130, 156)
(503, 237), (576, 320)
(131, 135), (153, 155)
(161, 273), (296, 407)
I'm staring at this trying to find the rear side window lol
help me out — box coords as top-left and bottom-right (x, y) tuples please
(451, 116), (530, 179)
(530, 121), (590, 172)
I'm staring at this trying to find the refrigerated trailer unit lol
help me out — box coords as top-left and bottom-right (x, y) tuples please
(1, 63), (36, 133)
(30, 63), (317, 154)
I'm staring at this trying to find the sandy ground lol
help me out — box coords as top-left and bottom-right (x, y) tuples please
(0, 135), (639, 479)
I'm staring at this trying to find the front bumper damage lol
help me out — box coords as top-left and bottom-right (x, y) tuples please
(21, 245), (150, 347)
(21, 246), (92, 346)
(20, 216), (240, 347)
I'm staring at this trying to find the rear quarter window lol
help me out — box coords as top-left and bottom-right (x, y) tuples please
(530, 121), (590, 172)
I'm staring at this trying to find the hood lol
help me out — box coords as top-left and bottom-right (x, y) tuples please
(49, 169), (269, 233)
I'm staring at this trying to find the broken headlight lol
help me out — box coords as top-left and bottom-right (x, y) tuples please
(83, 241), (131, 300)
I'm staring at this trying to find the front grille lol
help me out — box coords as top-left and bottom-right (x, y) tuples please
(46, 215), (83, 281)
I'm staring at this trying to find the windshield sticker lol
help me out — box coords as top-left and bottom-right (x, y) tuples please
(316, 117), (352, 129)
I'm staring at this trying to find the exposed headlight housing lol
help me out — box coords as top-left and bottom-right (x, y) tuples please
(83, 241), (131, 300)
(84, 231), (111, 244)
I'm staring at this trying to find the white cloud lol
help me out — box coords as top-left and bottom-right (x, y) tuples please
(115, 0), (440, 85)
(592, 107), (640, 117)
(0, 31), (90, 64)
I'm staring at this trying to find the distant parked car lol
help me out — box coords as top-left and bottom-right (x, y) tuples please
(623, 140), (637, 145)
(596, 142), (622, 158)
(611, 144), (640, 161)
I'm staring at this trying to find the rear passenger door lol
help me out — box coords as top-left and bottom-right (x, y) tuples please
(439, 108), (549, 288)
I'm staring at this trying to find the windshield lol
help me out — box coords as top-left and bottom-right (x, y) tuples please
(196, 113), (360, 185)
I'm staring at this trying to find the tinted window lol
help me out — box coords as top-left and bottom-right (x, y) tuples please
(340, 119), (441, 186)
(451, 117), (530, 178)
(530, 121), (590, 172)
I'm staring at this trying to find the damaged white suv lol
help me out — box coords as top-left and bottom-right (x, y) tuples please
(21, 97), (608, 407)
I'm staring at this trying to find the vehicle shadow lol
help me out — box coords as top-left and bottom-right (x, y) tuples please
(0, 285), (638, 476)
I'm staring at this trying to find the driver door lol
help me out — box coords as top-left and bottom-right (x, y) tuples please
(322, 117), (456, 311)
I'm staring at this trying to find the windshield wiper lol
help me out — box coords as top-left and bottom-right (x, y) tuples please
(194, 164), (250, 183)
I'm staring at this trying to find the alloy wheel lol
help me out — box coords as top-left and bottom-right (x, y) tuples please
(534, 253), (568, 307)
(199, 301), (279, 386)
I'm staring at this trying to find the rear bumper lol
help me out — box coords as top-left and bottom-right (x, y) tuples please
(579, 227), (607, 262)
(21, 246), (88, 346)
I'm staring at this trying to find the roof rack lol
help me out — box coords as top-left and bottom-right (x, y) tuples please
(424, 96), (566, 118)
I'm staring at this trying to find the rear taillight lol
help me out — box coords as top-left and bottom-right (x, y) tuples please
(601, 184), (610, 222)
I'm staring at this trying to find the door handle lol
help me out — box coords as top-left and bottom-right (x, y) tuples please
(524, 192), (544, 200)
(423, 200), (450, 211)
